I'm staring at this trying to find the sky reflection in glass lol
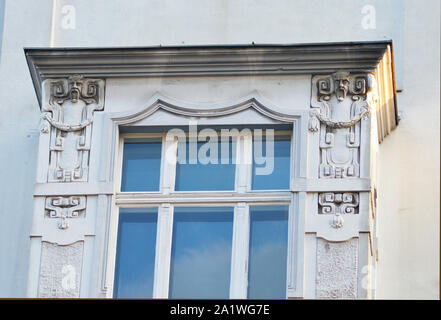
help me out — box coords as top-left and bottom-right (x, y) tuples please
(114, 208), (158, 298)
(169, 207), (234, 298)
(248, 205), (289, 299)
(252, 135), (291, 190)
(175, 140), (235, 191)
(121, 141), (162, 192)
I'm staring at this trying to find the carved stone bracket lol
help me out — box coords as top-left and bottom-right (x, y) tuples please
(41, 75), (105, 182)
(45, 196), (86, 230)
(310, 72), (374, 179)
(318, 192), (359, 229)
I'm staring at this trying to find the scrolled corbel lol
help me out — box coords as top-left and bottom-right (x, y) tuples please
(319, 192), (359, 230)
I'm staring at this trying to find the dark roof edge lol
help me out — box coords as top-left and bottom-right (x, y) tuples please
(24, 40), (393, 52)
(24, 40), (393, 109)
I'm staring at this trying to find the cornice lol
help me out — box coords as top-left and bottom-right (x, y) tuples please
(24, 41), (392, 108)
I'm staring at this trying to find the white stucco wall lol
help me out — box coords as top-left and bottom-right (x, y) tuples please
(0, 0), (53, 297)
(0, 0), (438, 298)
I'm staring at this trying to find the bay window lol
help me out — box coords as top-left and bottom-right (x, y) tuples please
(24, 42), (396, 300)
(112, 126), (295, 299)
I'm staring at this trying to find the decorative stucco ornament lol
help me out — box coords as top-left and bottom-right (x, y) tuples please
(41, 75), (105, 182)
(319, 192), (359, 229)
(310, 72), (375, 178)
(45, 196), (86, 230)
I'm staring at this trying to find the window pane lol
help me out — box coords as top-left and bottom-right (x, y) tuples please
(121, 140), (162, 192)
(114, 208), (158, 298)
(175, 139), (235, 191)
(169, 207), (234, 298)
(248, 205), (289, 299)
(252, 134), (291, 190)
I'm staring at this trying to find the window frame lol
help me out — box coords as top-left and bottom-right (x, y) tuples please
(107, 129), (296, 299)
(104, 98), (306, 299)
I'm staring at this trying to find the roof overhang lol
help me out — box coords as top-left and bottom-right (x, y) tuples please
(24, 41), (398, 139)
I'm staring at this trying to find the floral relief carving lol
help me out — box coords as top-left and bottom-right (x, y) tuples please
(42, 75), (105, 182)
(310, 72), (374, 178)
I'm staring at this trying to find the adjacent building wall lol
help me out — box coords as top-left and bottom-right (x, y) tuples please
(375, 1), (440, 299)
(0, 0), (438, 298)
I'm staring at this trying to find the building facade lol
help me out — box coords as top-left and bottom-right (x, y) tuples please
(0, 0), (439, 299)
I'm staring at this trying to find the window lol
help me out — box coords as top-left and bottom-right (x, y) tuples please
(120, 138), (162, 192)
(248, 205), (289, 299)
(114, 208), (158, 298)
(169, 207), (234, 298)
(252, 133), (291, 190)
(175, 137), (236, 191)
(112, 125), (295, 299)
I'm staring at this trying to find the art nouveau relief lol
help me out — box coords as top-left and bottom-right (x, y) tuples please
(318, 192), (359, 229)
(41, 75), (105, 182)
(310, 72), (374, 179)
(45, 196), (86, 230)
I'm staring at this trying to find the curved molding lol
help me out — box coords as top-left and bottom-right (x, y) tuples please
(109, 91), (303, 125)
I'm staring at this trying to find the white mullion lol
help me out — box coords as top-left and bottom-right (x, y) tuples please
(105, 202), (120, 298)
(161, 135), (177, 194)
(286, 193), (295, 298)
(287, 192), (304, 298)
(245, 132), (253, 192)
(235, 132), (252, 193)
(153, 203), (174, 298)
(115, 135), (124, 193)
(290, 123), (296, 191)
(234, 135), (242, 192)
(229, 202), (250, 299)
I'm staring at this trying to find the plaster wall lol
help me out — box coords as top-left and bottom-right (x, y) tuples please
(0, 0), (438, 298)
(104, 75), (311, 114)
(0, 0), (53, 297)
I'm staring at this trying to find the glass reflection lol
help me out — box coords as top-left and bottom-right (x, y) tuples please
(252, 134), (291, 190)
(175, 140), (236, 191)
(248, 205), (289, 299)
(169, 207), (234, 298)
(114, 208), (158, 298)
(121, 140), (162, 192)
